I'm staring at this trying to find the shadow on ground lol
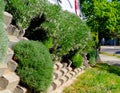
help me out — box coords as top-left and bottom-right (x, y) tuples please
(94, 63), (120, 76)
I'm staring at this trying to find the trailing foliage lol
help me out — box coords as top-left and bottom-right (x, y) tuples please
(5, 0), (46, 28)
(13, 40), (53, 92)
(71, 53), (83, 68)
(6, 0), (90, 62)
(0, 0), (8, 63)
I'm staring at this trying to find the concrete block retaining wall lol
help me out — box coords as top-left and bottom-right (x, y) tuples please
(2, 11), (87, 93)
(0, 11), (27, 93)
(47, 62), (86, 93)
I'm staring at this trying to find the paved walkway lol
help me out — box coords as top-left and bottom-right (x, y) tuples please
(99, 46), (120, 67)
(99, 54), (120, 67)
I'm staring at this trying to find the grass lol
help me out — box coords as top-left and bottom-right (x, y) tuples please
(63, 63), (120, 93)
(100, 52), (120, 58)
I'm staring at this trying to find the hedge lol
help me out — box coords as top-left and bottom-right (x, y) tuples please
(13, 40), (53, 92)
(0, 0), (8, 63)
(6, 0), (91, 62)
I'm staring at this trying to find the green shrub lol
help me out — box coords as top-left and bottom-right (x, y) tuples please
(0, 0), (8, 63)
(6, 0), (90, 62)
(41, 6), (90, 61)
(71, 53), (83, 68)
(13, 40), (53, 92)
(5, 0), (46, 28)
(87, 49), (97, 66)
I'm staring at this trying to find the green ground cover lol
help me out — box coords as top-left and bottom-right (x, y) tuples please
(64, 63), (120, 93)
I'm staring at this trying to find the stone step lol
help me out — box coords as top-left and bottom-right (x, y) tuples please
(0, 89), (12, 93)
(0, 70), (20, 92)
(3, 11), (13, 29)
(0, 63), (8, 76)
(7, 60), (18, 72)
(3, 48), (14, 63)
(13, 85), (27, 93)
(8, 35), (19, 49)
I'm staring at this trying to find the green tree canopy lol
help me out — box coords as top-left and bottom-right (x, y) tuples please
(80, 0), (120, 40)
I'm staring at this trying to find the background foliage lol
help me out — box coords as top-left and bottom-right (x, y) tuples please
(80, 0), (120, 43)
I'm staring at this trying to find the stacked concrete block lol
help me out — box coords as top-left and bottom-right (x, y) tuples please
(3, 11), (13, 29)
(48, 62), (85, 93)
(7, 60), (18, 72)
(13, 85), (27, 93)
(0, 11), (27, 93)
(0, 89), (12, 93)
(0, 71), (19, 92)
(8, 35), (20, 49)
(3, 48), (14, 63)
(0, 63), (8, 76)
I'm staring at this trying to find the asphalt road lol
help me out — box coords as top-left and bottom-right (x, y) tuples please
(99, 46), (120, 67)
(100, 46), (120, 54)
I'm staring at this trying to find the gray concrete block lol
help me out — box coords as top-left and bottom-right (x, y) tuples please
(54, 64), (58, 70)
(73, 69), (79, 74)
(47, 85), (53, 92)
(0, 63), (8, 76)
(55, 62), (63, 70)
(53, 70), (63, 80)
(8, 35), (19, 49)
(69, 71), (76, 77)
(3, 48), (14, 63)
(62, 63), (67, 68)
(59, 76), (68, 84)
(6, 25), (19, 36)
(3, 12), (13, 28)
(60, 68), (68, 75)
(0, 71), (20, 92)
(52, 80), (62, 89)
(77, 68), (82, 72)
(66, 67), (72, 72)
(0, 89), (12, 93)
(7, 60), (18, 72)
(19, 37), (28, 41)
(13, 85), (27, 93)
(81, 66), (85, 70)
(65, 73), (72, 80)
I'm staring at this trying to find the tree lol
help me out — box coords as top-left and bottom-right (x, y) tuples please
(80, 0), (120, 44)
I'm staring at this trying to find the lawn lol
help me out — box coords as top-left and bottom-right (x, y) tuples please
(63, 63), (120, 93)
